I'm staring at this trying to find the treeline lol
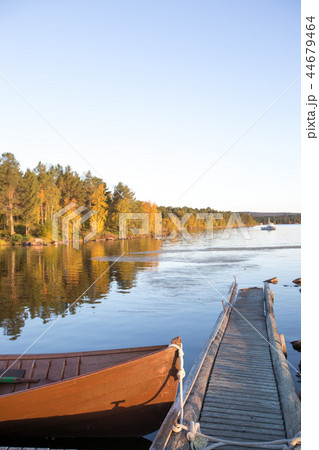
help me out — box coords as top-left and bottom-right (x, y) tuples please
(0, 153), (256, 243)
(159, 206), (256, 231)
(254, 214), (301, 225)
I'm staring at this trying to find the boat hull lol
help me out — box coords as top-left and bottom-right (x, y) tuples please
(1, 402), (174, 438)
(0, 343), (179, 438)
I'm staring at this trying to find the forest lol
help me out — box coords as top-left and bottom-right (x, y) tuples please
(0, 152), (261, 245)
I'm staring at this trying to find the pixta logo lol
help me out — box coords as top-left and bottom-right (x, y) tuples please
(119, 212), (251, 240)
(52, 203), (97, 249)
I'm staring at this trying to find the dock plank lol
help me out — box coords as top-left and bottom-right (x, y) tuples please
(198, 287), (286, 446)
(200, 411), (285, 427)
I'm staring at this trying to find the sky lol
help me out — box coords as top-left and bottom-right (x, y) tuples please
(0, 0), (300, 212)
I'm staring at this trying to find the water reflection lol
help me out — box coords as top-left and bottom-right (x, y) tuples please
(0, 238), (162, 339)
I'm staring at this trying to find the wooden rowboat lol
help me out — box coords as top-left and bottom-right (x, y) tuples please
(0, 338), (181, 439)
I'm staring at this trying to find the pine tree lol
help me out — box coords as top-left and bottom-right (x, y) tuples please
(22, 169), (40, 235)
(109, 182), (136, 229)
(34, 162), (47, 224)
(57, 166), (84, 206)
(0, 153), (23, 235)
(83, 171), (104, 209)
(35, 162), (61, 223)
(112, 182), (135, 204)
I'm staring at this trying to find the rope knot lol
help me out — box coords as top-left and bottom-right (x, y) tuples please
(186, 421), (201, 442)
(172, 423), (188, 433)
(169, 343), (186, 381)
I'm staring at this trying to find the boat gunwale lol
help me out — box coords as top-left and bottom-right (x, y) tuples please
(0, 343), (177, 398)
(0, 344), (167, 360)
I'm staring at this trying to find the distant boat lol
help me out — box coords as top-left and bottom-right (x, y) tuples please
(0, 339), (181, 439)
(261, 218), (276, 230)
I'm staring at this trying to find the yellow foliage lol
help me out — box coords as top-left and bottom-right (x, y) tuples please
(140, 201), (158, 234)
(91, 184), (108, 233)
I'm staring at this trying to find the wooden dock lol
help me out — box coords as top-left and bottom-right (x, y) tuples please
(151, 283), (301, 449)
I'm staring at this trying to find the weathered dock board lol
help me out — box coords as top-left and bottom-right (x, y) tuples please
(200, 287), (285, 446)
(151, 284), (301, 449)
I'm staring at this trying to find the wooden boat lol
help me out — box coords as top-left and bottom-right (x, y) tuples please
(0, 338), (181, 439)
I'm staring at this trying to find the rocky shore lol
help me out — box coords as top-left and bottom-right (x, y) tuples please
(0, 233), (153, 247)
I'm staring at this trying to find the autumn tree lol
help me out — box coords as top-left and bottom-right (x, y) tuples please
(90, 184), (108, 233)
(140, 201), (159, 234)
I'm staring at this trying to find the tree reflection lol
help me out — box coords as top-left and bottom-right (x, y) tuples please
(0, 238), (161, 339)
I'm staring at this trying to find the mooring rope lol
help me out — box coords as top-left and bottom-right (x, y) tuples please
(169, 343), (187, 432)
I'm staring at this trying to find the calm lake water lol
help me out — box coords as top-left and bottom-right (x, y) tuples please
(0, 224), (300, 445)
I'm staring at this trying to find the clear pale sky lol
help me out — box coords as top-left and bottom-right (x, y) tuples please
(0, 0), (300, 212)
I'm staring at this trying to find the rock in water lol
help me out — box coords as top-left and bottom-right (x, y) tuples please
(290, 340), (301, 352)
(264, 277), (278, 284)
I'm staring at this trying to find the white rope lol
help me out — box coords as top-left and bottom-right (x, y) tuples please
(169, 343), (187, 432)
(187, 422), (301, 450)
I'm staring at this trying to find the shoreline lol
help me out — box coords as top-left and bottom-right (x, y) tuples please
(0, 223), (301, 248)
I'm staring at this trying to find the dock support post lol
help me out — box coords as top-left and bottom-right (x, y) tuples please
(264, 283), (301, 439)
(280, 334), (287, 358)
